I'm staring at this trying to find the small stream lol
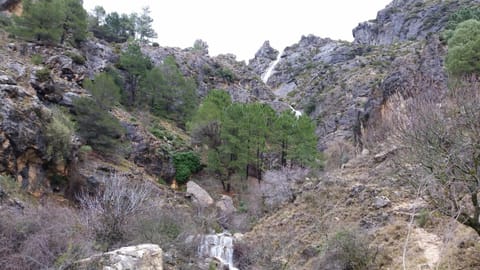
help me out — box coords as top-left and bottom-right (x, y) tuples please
(198, 232), (238, 270)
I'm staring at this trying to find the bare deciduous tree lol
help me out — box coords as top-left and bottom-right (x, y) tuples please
(391, 78), (480, 235)
(78, 174), (151, 249)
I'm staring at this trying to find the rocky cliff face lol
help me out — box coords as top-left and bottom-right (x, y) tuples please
(141, 44), (274, 103)
(248, 40), (279, 78)
(353, 0), (477, 45)
(249, 2), (451, 149)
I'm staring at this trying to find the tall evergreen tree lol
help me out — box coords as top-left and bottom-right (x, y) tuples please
(118, 42), (152, 106)
(140, 55), (197, 125)
(83, 72), (121, 110)
(11, 0), (66, 44)
(11, 0), (87, 45)
(445, 19), (480, 76)
(136, 7), (157, 41)
(273, 111), (297, 167)
(290, 115), (318, 167)
(61, 0), (88, 44)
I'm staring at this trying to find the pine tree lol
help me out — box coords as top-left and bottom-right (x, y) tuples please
(73, 97), (125, 153)
(140, 56), (197, 125)
(11, 0), (66, 44)
(61, 0), (88, 44)
(118, 42), (152, 106)
(445, 19), (480, 76)
(290, 115), (318, 167)
(136, 7), (157, 41)
(83, 72), (121, 110)
(273, 111), (297, 167)
(11, 0), (88, 45)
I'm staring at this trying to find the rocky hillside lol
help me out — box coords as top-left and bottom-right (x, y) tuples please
(247, 0), (479, 151)
(353, 0), (478, 45)
(1, 0), (480, 269)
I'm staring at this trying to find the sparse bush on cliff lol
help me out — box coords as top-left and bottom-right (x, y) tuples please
(44, 107), (75, 164)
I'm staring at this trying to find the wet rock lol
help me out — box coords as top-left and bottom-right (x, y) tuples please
(186, 181), (214, 208)
(73, 244), (163, 270)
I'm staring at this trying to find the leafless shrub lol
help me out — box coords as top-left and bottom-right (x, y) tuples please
(0, 203), (92, 270)
(78, 174), (152, 249)
(390, 77), (480, 235)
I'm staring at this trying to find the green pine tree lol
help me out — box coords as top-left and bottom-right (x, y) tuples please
(445, 19), (480, 76)
(11, 0), (66, 44)
(136, 7), (157, 41)
(118, 42), (152, 106)
(83, 72), (121, 110)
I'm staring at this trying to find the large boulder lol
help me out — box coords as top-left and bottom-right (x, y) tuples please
(72, 244), (163, 270)
(186, 181), (214, 208)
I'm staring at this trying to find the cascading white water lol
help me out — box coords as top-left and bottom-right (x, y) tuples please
(198, 232), (238, 270)
(261, 50), (283, 83)
(289, 104), (303, 117)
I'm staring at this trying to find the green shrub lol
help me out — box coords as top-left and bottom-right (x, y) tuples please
(416, 209), (430, 228)
(315, 230), (380, 270)
(173, 151), (202, 184)
(44, 107), (75, 163)
(65, 51), (86, 65)
(215, 67), (235, 82)
(31, 54), (43, 65)
(445, 19), (480, 76)
(149, 127), (165, 139)
(0, 13), (11, 27)
(152, 42), (159, 47)
(73, 97), (125, 154)
(36, 68), (51, 82)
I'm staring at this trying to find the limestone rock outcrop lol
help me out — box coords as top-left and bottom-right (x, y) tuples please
(353, 0), (476, 45)
(248, 40), (279, 77)
(72, 244), (163, 270)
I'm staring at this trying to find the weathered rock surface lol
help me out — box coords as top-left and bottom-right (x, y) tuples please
(353, 0), (477, 45)
(186, 181), (214, 208)
(253, 29), (447, 149)
(72, 244), (163, 270)
(0, 77), (50, 193)
(216, 195), (236, 216)
(141, 44), (275, 103)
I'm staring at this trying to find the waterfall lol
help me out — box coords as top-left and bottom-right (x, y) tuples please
(261, 50), (283, 83)
(289, 104), (303, 117)
(198, 232), (238, 270)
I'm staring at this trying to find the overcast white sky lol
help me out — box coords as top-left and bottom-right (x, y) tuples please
(83, 0), (392, 61)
